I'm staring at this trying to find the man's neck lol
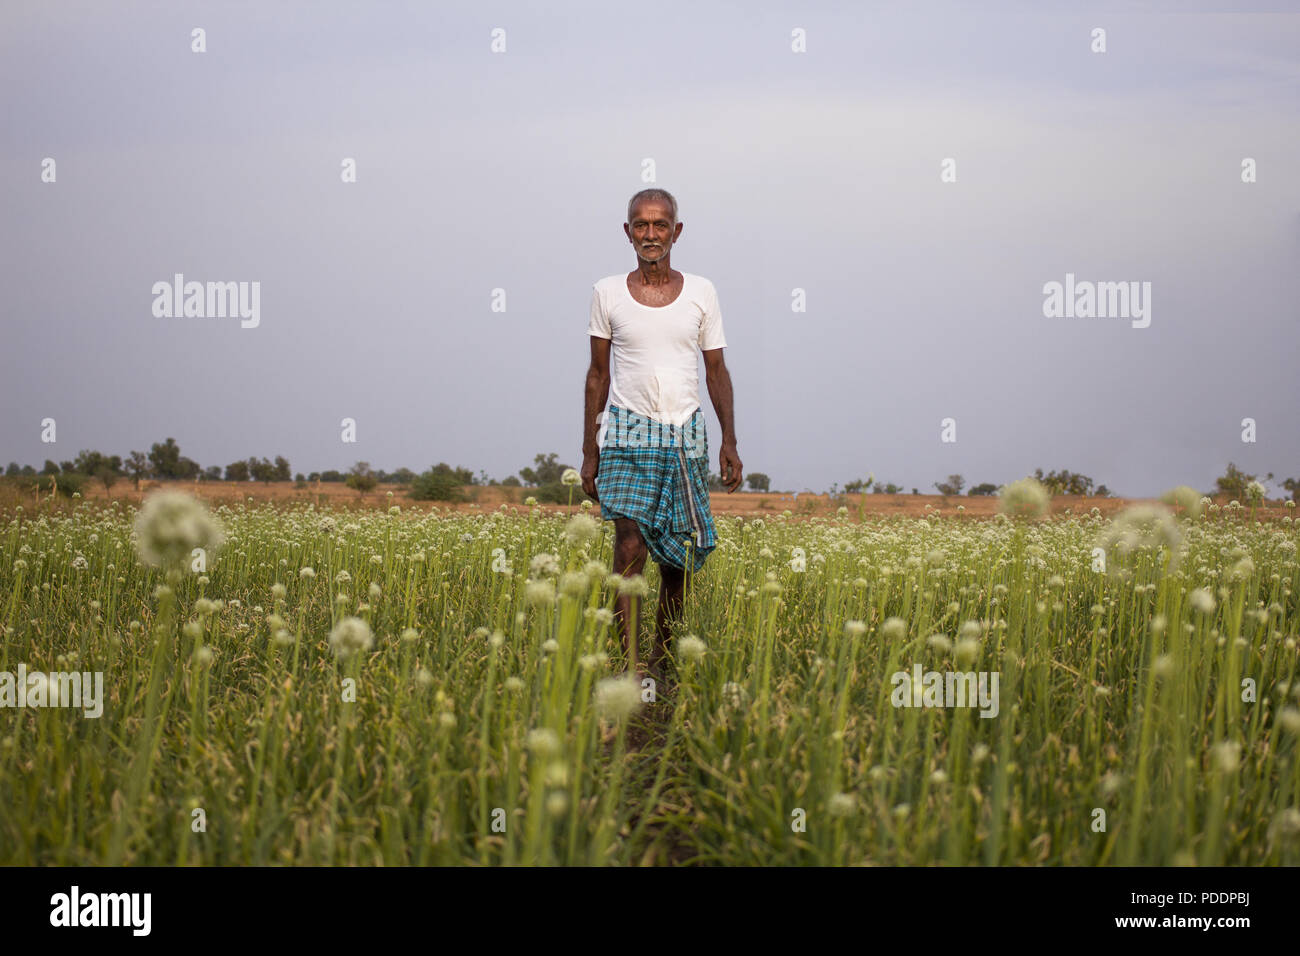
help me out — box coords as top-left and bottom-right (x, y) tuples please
(633, 260), (676, 285)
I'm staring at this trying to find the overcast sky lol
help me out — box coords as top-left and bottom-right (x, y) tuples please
(2, 0), (1297, 496)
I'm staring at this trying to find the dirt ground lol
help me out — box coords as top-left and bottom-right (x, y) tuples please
(17, 478), (1293, 521)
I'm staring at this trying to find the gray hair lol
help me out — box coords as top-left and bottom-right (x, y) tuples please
(627, 188), (678, 225)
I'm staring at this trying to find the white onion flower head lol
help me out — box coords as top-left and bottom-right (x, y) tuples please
(880, 617), (907, 642)
(926, 633), (952, 652)
(1160, 485), (1203, 520)
(954, 638), (980, 668)
(328, 616), (374, 661)
(1189, 588), (1216, 615)
(720, 681), (748, 713)
(526, 727), (561, 757)
(133, 490), (225, 569)
(827, 792), (856, 817)
(526, 579), (556, 607)
(617, 574), (650, 598)
(1097, 503), (1183, 573)
(1276, 708), (1300, 736)
(1212, 740), (1242, 773)
(560, 571), (590, 597)
(998, 478), (1050, 518)
(677, 635), (706, 664)
(594, 675), (642, 720)
(564, 513), (600, 547)
(529, 552), (561, 578)
(560, 468), (581, 487)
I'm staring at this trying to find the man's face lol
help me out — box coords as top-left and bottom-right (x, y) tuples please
(626, 200), (682, 263)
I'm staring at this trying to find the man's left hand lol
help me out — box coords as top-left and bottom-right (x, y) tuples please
(720, 442), (743, 492)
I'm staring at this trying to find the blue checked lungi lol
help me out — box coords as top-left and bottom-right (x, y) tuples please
(596, 404), (717, 573)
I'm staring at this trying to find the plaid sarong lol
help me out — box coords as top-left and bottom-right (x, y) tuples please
(596, 404), (717, 573)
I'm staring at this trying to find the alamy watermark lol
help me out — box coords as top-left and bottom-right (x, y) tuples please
(1042, 272), (1150, 329)
(49, 886), (150, 935)
(891, 664), (1000, 718)
(603, 406), (706, 458)
(152, 273), (260, 328)
(0, 665), (104, 718)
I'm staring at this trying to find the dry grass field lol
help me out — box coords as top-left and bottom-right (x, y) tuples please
(12, 477), (1290, 522)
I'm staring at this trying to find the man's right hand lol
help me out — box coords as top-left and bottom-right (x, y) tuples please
(581, 452), (599, 501)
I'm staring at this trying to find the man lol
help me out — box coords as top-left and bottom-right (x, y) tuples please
(581, 187), (743, 682)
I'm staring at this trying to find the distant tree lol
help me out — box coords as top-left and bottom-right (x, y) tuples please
(410, 466), (466, 502)
(746, 472), (770, 492)
(1032, 468), (1097, 496)
(934, 474), (965, 496)
(968, 482), (998, 496)
(1214, 462), (1272, 501)
(519, 453), (566, 487)
(126, 451), (150, 489)
(872, 482), (902, 494)
(321, 470), (345, 483)
(501, 475), (521, 487)
(60, 461), (75, 473)
(911, 488), (919, 495)
(148, 438), (184, 479)
(41, 460), (60, 475)
(1095, 485), (1111, 497)
(534, 481), (593, 505)
(307, 472), (321, 482)
(5, 462), (19, 477)
(19, 465), (34, 477)
(176, 456), (201, 480)
(416, 463), (474, 489)
(74, 450), (124, 493)
(51, 472), (87, 496)
(202, 465), (222, 481)
(844, 476), (874, 493)
(1281, 476), (1300, 502)
(345, 461), (378, 497)
(247, 457), (276, 482)
(389, 467), (417, 485)
(225, 460), (250, 482)
(294, 472), (306, 482)
(273, 456), (292, 481)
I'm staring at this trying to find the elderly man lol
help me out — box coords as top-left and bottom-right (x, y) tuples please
(582, 188), (743, 682)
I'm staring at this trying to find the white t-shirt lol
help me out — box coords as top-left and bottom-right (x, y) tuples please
(587, 271), (726, 431)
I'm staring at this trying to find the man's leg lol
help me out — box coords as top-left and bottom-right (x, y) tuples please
(611, 517), (649, 672)
(648, 561), (687, 672)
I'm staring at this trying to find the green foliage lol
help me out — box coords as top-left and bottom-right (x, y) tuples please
(519, 453), (568, 487)
(934, 474), (965, 496)
(148, 438), (184, 479)
(410, 468), (467, 502)
(1032, 468), (1099, 496)
(49, 471), (87, 496)
(533, 481), (592, 505)
(1214, 462), (1273, 501)
(345, 461), (379, 496)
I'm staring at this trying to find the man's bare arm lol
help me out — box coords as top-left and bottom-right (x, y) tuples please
(581, 336), (612, 498)
(703, 347), (743, 492)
